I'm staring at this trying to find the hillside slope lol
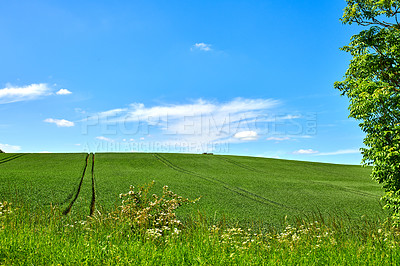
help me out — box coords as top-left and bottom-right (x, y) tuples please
(0, 153), (385, 223)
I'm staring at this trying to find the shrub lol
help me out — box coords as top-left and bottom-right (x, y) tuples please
(111, 181), (200, 238)
(0, 201), (12, 217)
(0, 201), (12, 230)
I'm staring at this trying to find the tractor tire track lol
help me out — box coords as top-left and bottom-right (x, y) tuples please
(89, 153), (96, 216)
(55, 154), (91, 206)
(0, 154), (26, 165)
(216, 156), (264, 173)
(153, 153), (297, 210)
(218, 155), (379, 200)
(0, 154), (19, 162)
(308, 180), (379, 199)
(63, 153), (89, 215)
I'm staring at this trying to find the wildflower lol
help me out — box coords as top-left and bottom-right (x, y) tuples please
(172, 228), (181, 235)
(113, 181), (199, 237)
(0, 201), (12, 217)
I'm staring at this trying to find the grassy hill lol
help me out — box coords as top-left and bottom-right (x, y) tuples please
(0, 152), (385, 224)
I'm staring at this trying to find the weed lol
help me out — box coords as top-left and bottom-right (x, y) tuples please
(109, 181), (200, 238)
(0, 186), (400, 264)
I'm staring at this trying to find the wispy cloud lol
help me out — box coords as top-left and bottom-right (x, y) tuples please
(44, 118), (75, 127)
(295, 135), (313, 139)
(0, 143), (21, 153)
(89, 98), (279, 140)
(292, 148), (360, 156)
(96, 136), (114, 142)
(0, 83), (52, 104)
(96, 108), (128, 119)
(267, 136), (290, 141)
(129, 98), (279, 122)
(82, 98), (305, 152)
(293, 149), (319, 155)
(191, 43), (212, 51)
(316, 149), (360, 156)
(56, 89), (72, 95)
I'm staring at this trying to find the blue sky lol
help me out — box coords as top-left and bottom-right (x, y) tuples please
(0, 0), (366, 164)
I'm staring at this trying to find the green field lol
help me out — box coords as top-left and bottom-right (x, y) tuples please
(0, 152), (385, 223)
(2, 152), (399, 265)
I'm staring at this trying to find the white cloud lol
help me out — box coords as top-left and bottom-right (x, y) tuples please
(39, 151), (51, 153)
(0, 83), (52, 104)
(234, 131), (258, 141)
(97, 108), (127, 118)
(316, 149), (360, 156)
(75, 108), (86, 114)
(44, 118), (75, 127)
(83, 108), (127, 122)
(83, 98), (301, 152)
(191, 43), (212, 51)
(280, 114), (302, 120)
(295, 135), (313, 139)
(124, 98), (279, 123)
(292, 148), (360, 156)
(264, 135), (312, 142)
(96, 136), (113, 142)
(123, 98), (278, 144)
(56, 89), (72, 95)
(293, 149), (319, 155)
(0, 143), (21, 153)
(267, 136), (290, 141)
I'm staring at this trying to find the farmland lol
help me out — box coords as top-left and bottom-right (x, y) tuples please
(0, 153), (88, 212)
(0, 152), (385, 223)
(2, 152), (399, 264)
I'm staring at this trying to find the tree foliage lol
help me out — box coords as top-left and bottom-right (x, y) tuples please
(335, 0), (400, 222)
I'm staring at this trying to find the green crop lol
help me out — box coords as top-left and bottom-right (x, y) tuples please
(0, 152), (385, 223)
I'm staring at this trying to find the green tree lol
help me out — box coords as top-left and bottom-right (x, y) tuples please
(334, 0), (400, 222)
(0, 149), (4, 153)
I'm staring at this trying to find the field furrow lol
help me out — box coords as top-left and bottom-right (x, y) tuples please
(63, 154), (89, 215)
(0, 154), (19, 162)
(0, 153), (385, 223)
(216, 156), (264, 173)
(0, 154), (27, 165)
(153, 153), (296, 210)
(307, 180), (379, 199)
(89, 153), (96, 216)
(0, 153), (88, 211)
(220, 155), (379, 199)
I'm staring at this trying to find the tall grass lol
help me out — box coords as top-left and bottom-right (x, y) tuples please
(1, 187), (400, 265)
